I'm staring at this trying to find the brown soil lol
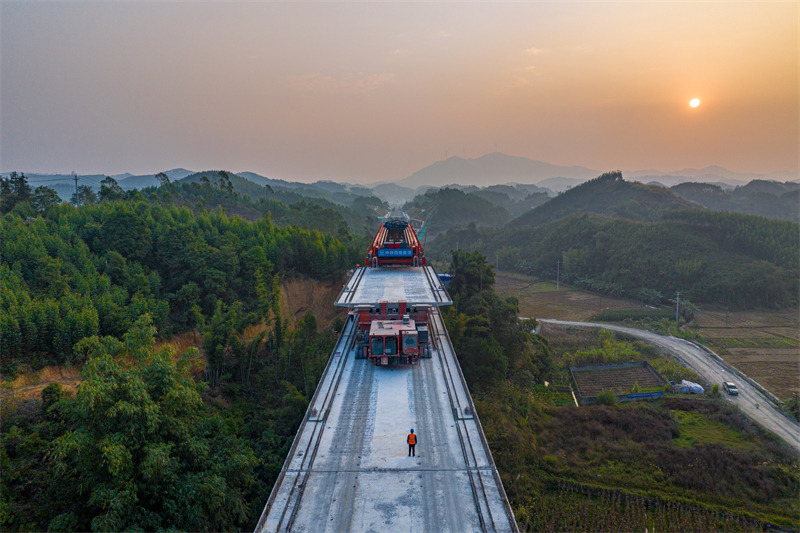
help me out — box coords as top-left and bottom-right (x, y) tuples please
(279, 277), (348, 328)
(721, 349), (800, 400)
(155, 330), (207, 379)
(0, 366), (81, 404)
(495, 272), (643, 321)
(693, 309), (798, 400)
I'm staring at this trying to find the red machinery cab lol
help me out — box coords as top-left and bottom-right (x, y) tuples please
(368, 317), (419, 365)
(365, 218), (425, 267)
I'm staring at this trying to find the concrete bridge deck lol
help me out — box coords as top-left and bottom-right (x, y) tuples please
(256, 308), (516, 532)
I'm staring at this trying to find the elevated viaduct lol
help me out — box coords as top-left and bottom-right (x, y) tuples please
(256, 266), (517, 532)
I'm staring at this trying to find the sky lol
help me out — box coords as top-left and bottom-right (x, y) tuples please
(1, 1), (797, 183)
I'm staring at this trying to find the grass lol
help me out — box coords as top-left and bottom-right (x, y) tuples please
(649, 357), (700, 383)
(712, 337), (799, 349)
(672, 410), (757, 450)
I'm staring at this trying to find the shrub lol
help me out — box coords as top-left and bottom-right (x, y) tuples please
(595, 390), (618, 405)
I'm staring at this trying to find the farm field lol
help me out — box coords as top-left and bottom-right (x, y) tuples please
(694, 309), (799, 401)
(571, 362), (666, 399)
(496, 271), (800, 401)
(494, 272), (642, 321)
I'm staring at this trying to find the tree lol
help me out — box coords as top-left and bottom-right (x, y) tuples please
(31, 186), (61, 213)
(50, 315), (258, 531)
(216, 171), (234, 193)
(445, 250), (551, 391)
(203, 300), (238, 387)
(98, 205), (153, 261)
(1, 172), (32, 213)
(449, 250), (495, 303)
(155, 172), (171, 187)
(99, 177), (124, 202)
(70, 185), (97, 206)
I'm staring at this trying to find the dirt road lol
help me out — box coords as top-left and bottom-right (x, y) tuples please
(541, 319), (800, 454)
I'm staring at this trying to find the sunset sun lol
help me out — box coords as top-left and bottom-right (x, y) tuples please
(689, 98), (701, 108)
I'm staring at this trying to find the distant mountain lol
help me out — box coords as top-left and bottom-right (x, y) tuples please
(416, 183), (550, 218)
(671, 180), (799, 222)
(403, 187), (509, 238)
(398, 153), (598, 189)
(118, 168), (194, 189)
(626, 166), (796, 185)
(236, 171), (290, 188)
(235, 172), (374, 201)
(627, 174), (749, 189)
(511, 171), (700, 227)
(4, 173), (107, 188)
(369, 182), (418, 204)
(536, 177), (584, 192)
(0, 170), (195, 192)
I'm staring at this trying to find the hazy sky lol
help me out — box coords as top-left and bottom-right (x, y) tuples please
(2, 1), (797, 183)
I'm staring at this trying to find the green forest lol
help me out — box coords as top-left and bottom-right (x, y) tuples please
(427, 173), (799, 309)
(1, 173), (358, 530)
(671, 180), (799, 223)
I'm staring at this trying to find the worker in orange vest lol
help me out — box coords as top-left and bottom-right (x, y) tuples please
(407, 429), (417, 457)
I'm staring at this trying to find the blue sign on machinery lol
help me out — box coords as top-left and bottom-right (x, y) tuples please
(377, 249), (413, 257)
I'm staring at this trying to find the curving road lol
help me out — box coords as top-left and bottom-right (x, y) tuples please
(540, 319), (800, 454)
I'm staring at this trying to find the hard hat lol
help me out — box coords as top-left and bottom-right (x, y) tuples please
(410, 428), (414, 432)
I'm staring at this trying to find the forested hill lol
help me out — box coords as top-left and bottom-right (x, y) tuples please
(511, 171), (700, 227)
(429, 210), (799, 309)
(402, 187), (509, 239)
(151, 170), (385, 238)
(1, 198), (360, 367)
(0, 174), (369, 530)
(670, 180), (799, 222)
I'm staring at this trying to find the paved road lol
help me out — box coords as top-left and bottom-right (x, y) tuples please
(541, 319), (800, 454)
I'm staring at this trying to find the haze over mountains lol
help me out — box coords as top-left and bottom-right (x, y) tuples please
(394, 153), (796, 191)
(5, 153), (796, 202)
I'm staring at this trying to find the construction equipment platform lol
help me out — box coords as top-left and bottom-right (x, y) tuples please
(335, 266), (452, 307)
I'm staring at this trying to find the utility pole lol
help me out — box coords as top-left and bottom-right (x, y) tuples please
(675, 291), (681, 322)
(72, 171), (79, 207)
(556, 259), (560, 291)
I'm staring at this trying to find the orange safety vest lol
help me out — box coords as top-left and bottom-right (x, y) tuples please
(407, 433), (416, 445)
